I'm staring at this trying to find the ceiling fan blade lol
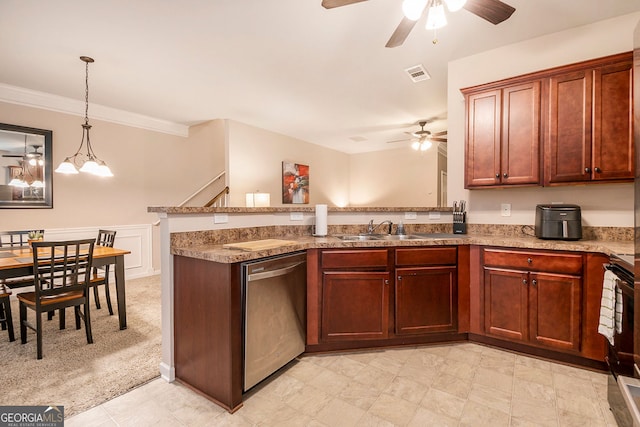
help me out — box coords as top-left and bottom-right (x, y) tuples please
(463, 0), (515, 25)
(431, 138), (448, 143)
(386, 138), (412, 144)
(321, 0), (367, 9)
(2, 154), (24, 158)
(431, 130), (447, 137)
(385, 17), (418, 48)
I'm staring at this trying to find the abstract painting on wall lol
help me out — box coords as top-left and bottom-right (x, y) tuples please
(282, 162), (309, 204)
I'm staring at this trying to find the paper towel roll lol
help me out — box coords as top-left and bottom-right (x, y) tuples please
(315, 204), (328, 236)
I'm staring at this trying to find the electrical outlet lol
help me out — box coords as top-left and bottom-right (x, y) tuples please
(404, 212), (417, 220)
(290, 212), (303, 221)
(429, 212), (440, 220)
(214, 213), (228, 224)
(501, 203), (511, 217)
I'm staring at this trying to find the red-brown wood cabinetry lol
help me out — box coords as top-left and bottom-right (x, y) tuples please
(464, 82), (541, 188)
(483, 248), (584, 354)
(395, 247), (458, 335)
(545, 55), (633, 184)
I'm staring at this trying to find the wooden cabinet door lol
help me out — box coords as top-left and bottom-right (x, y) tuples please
(465, 90), (502, 187)
(546, 70), (593, 184)
(529, 271), (582, 352)
(395, 266), (457, 335)
(592, 60), (633, 181)
(321, 271), (390, 342)
(501, 81), (541, 185)
(484, 267), (528, 342)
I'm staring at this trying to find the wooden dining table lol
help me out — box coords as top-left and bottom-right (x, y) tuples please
(0, 245), (131, 330)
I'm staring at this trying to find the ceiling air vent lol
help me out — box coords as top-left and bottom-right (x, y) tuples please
(405, 64), (431, 83)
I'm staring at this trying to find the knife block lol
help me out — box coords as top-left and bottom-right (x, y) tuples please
(453, 211), (466, 234)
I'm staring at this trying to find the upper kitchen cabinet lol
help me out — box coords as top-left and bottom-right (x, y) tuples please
(463, 81), (541, 188)
(545, 53), (633, 185)
(462, 52), (633, 189)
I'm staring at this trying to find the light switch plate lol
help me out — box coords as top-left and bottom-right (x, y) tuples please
(214, 213), (229, 224)
(404, 212), (417, 220)
(290, 212), (304, 221)
(429, 212), (441, 219)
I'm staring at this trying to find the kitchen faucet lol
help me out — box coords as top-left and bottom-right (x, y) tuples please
(367, 219), (393, 235)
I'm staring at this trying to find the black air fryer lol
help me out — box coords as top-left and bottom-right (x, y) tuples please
(535, 204), (582, 240)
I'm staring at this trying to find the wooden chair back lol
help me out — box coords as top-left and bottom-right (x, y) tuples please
(32, 239), (95, 305)
(96, 229), (116, 248)
(0, 229), (44, 247)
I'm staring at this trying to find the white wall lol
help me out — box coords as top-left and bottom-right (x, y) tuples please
(448, 12), (640, 227)
(349, 146), (439, 206)
(227, 120), (350, 207)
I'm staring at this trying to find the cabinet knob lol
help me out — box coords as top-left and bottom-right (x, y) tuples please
(503, 173), (508, 178)
(385, 279), (389, 285)
(595, 167), (601, 173)
(527, 258), (532, 264)
(532, 279), (537, 286)
(522, 278), (528, 285)
(397, 276), (402, 281)
(584, 167), (591, 173)
(495, 173), (500, 178)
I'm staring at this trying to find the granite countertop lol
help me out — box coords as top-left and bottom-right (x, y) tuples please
(172, 233), (633, 264)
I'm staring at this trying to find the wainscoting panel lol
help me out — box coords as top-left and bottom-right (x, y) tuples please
(42, 224), (153, 279)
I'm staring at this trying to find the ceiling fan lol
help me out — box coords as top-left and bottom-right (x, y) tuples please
(321, 0), (515, 47)
(387, 121), (447, 151)
(2, 136), (43, 163)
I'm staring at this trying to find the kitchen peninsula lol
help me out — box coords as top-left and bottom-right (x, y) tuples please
(150, 206), (632, 412)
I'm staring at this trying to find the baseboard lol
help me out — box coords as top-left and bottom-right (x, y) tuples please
(159, 362), (175, 382)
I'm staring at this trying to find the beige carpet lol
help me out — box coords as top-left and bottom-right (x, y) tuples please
(0, 274), (161, 417)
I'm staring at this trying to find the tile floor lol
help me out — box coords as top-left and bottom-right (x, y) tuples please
(67, 342), (618, 426)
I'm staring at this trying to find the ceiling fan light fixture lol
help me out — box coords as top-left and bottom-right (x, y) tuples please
(420, 140), (433, 151)
(444, 0), (466, 12)
(425, 0), (447, 30)
(402, 0), (428, 20)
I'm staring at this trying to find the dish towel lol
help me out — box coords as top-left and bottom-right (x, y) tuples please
(598, 270), (623, 345)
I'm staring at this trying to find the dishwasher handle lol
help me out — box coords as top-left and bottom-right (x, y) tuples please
(247, 261), (306, 282)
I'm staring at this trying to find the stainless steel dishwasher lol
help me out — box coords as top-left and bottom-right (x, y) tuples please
(242, 251), (306, 391)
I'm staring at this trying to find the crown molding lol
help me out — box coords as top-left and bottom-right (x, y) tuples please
(0, 83), (189, 137)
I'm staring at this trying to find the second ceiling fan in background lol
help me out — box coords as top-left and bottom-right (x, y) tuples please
(321, 0), (516, 47)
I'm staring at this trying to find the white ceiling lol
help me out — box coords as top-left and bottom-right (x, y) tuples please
(1, 0), (639, 154)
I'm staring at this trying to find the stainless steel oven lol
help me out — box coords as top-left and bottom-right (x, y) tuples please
(606, 253), (635, 426)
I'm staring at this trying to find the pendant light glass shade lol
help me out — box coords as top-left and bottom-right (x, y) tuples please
(31, 180), (45, 188)
(425, 1), (447, 29)
(55, 56), (113, 177)
(402, 0), (428, 20)
(55, 158), (80, 174)
(444, 0), (466, 12)
(8, 177), (29, 188)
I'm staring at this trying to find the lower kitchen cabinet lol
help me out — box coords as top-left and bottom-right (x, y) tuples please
(310, 247), (461, 348)
(483, 247), (583, 353)
(395, 247), (458, 335)
(321, 271), (390, 341)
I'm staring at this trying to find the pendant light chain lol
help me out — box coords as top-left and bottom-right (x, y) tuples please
(55, 56), (113, 177)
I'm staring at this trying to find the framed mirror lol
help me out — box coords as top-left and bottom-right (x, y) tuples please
(0, 123), (53, 208)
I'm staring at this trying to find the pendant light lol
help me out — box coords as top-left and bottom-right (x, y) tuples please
(55, 56), (113, 177)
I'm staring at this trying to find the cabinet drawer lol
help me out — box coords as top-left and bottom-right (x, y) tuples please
(483, 248), (582, 274)
(395, 247), (457, 266)
(321, 249), (388, 269)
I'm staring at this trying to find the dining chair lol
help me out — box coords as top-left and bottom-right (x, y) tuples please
(0, 229), (44, 290)
(0, 284), (15, 342)
(91, 229), (117, 315)
(17, 239), (95, 359)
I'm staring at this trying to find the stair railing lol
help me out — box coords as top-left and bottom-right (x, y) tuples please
(153, 171), (226, 226)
